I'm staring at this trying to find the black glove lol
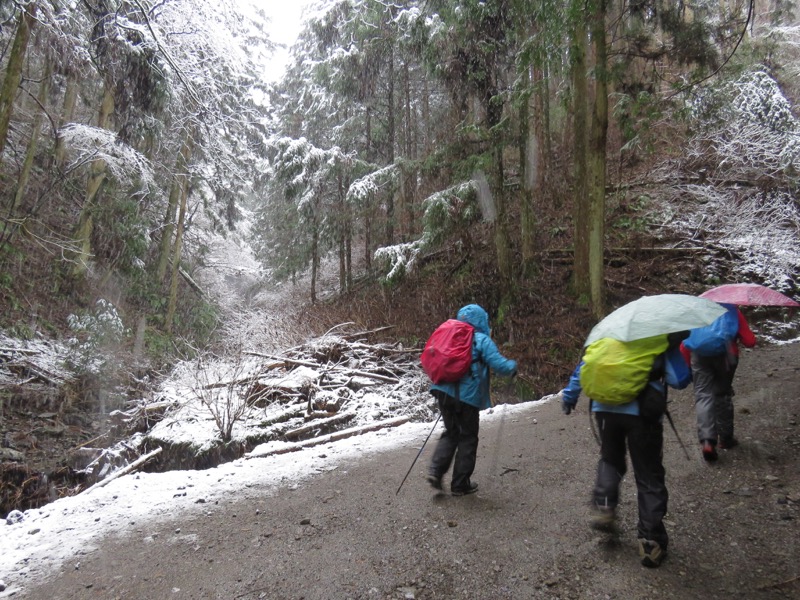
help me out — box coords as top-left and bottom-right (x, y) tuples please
(562, 401), (574, 415)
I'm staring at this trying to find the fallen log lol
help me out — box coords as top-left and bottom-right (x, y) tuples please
(338, 325), (395, 340)
(82, 446), (163, 495)
(6, 359), (66, 386)
(0, 347), (40, 355)
(284, 412), (356, 440)
(345, 369), (399, 384)
(247, 416), (410, 459)
(178, 266), (208, 299)
(243, 352), (400, 384)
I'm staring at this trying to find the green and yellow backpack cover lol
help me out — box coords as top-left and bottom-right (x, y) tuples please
(579, 335), (668, 405)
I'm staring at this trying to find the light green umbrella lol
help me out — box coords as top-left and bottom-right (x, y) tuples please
(584, 294), (728, 346)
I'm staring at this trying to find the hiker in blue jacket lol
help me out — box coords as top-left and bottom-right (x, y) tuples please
(680, 304), (757, 461)
(427, 304), (517, 496)
(560, 331), (691, 568)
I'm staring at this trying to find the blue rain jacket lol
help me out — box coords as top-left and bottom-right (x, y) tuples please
(430, 304), (517, 410)
(561, 345), (691, 416)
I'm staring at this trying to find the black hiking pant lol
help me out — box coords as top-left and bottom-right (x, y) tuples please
(428, 390), (480, 493)
(594, 411), (669, 549)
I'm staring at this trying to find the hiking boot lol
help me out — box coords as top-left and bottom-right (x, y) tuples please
(590, 506), (617, 532)
(638, 539), (665, 568)
(718, 436), (739, 450)
(451, 482), (479, 496)
(701, 440), (718, 462)
(426, 474), (443, 491)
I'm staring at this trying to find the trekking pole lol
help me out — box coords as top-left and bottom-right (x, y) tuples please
(395, 414), (441, 495)
(489, 373), (516, 475)
(665, 409), (692, 461)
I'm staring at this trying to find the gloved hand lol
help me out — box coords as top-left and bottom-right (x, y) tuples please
(562, 400), (575, 415)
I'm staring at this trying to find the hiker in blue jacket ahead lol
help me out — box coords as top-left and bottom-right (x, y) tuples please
(428, 304), (517, 496)
(560, 331), (691, 568)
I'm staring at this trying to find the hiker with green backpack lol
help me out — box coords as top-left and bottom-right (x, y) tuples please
(560, 331), (692, 568)
(420, 304), (517, 496)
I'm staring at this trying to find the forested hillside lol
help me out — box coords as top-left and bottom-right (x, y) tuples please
(1, 1), (799, 514)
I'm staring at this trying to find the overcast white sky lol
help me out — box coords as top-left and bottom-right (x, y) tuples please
(239, 0), (316, 81)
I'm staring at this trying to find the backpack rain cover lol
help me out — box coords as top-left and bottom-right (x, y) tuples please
(683, 305), (738, 356)
(579, 335), (669, 405)
(420, 320), (475, 384)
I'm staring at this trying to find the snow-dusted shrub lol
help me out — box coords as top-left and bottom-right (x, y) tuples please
(66, 299), (129, 375)
(687, 69), (800, 179)
(665, 187), (800, 286)
(190, 351), (258, 443)
(657, 68), (800, 287)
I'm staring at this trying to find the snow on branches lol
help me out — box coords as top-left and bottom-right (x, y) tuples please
(688, 69), (800, 180)
(666, 68), (800, 286)
(374, 239), (425, 285)
(345, 163), (399, 207)
(59, 124), (156, 190)
(373, 181), (479, 284)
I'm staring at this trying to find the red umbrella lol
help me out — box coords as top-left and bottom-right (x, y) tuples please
(699, 283), (800, 307)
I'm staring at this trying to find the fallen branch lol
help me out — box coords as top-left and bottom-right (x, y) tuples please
(757, 575), (800, 591)
(605, 277), (649, 293)
(82, 446), (163, 494)
(243, 352), (318, 369)
(202, 376), (258, 390)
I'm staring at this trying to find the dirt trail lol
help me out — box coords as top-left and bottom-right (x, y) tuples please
(19, 343), (800, 600)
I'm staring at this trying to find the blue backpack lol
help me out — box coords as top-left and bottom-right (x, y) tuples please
(684, 304), (738, 356)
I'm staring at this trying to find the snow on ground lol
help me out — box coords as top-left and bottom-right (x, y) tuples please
(0, 397), (553, 596)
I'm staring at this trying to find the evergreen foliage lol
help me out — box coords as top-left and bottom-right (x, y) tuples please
(0, 0), (797, 382)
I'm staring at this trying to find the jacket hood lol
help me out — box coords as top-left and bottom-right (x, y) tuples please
(457, 304), (490, 335)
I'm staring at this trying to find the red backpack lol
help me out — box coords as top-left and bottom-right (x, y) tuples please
(420, 319), (475, 384)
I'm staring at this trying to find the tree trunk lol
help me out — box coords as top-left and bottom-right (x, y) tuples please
(338, 173), (346, 293)
(157, 135), (193, 282)
(3, 57), (50, 246)
(486, 94), (513, 304)
(346, 224), (352, 292)
(165, 162), (191, 333)
(541, 62), (553, 177)
(519, 68), (536, 278)
(0, 2), (36, 160)
(310, 223), (319, 304)
(54, 73), (78, 169)
(588, 0), (609, 318)
(385, 47), (395, 246)
(422, 75), (431, 158)
(571, 1), (590, 299)
(72, 85), (114, 277)
(364, 104), (373, 270)
(402, 60), (414, 240)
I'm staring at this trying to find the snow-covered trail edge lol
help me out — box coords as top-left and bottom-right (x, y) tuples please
(0, 397), (553, 596)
